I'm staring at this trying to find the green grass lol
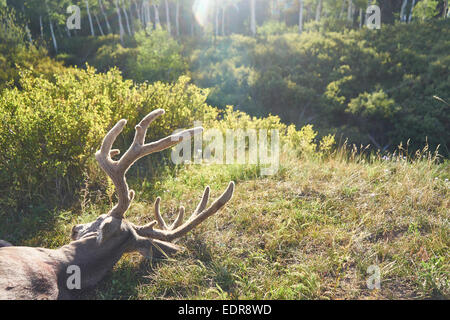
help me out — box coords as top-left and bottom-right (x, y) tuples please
(1, 150), (448, 300)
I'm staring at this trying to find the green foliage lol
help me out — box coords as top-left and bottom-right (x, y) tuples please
(188, 19), (450, 155)
(0, 67), (214, 210)
(0, 0), (448, 301)
(204, 105), (336, 159)
(58, 34), (138, 74)
(132, 29), (188, 83)
(0, 6), (64, 88)
(347, 90), (398, 118)
(418, 255), (449, 297)
(0, 66), (131, 208)
(287, 124), (318, 156)
(190, 35), (257, 114)
(257, 20), (297, 36)
(413, 0), (440, 20)
(0, 60), (335, 211)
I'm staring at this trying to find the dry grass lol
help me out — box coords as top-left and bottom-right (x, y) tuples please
(2, 148), (448, 300)
(81, 149), (449, 300)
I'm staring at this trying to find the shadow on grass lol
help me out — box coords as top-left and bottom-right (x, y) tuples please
(77, 258), (161, 300)
(0, 204), (72, 248)
(76, 236), (229, 300)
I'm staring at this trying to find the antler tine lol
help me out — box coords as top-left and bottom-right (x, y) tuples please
(96, 109), (203, 219)
(140, 127), (203, 156)
(154, 197), (168, 229)
(98, 119), (127, 157)
(193, 186), (210, 216)
(151, 187), (209, 231)
(96, 118), (131, 219)
(170, 207), (185, 230)
(135, 182), (235, 242)
(154, 200), (185, 231)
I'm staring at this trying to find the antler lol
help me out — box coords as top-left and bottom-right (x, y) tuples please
(96, 109), (203, 219)
(133, 181), (235, 242)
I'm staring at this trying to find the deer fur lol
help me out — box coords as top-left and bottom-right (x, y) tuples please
(0, 109), (234, 300)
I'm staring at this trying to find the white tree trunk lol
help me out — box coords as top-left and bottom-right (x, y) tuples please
(299, 0), (304, 33)
(94, 13), (105, 35)
(39, 15), (44, 38)
(20, 5), (33, 43)
(340, 0), (346, 18)
(153, 4), (161, 28)
(164, 0), (171, 34)
(140, 1), (145, 25)
(250, 0), (256, 36)
(144, 2), (152, 29)
(132, 0), (141, 28)
(44, 1), (58, 52)
(359, 8), (362, 28)
(315, 0), (322, 22)
(176, 0), (180, 36)
(48, 18), (58, 53)
(147, 2), (152, 29)
(191, 11), (195, 36)
(215, 2), (219, 37)
(121, 0), (133, 35)
(114, 0), (125, 43)
(400, 0), (408, 22)
(222, 6), (226, 36)
(347, 0), (353, 21)
(408, 0), (416, 22)
(99, 0), (112, 34)
(26, 25), (33, 43)
(85, 0), (96, 36)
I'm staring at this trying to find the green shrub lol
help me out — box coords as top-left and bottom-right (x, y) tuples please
(0, 64), (332, 211)
(257, 20), (297, 36)
(188, 20), (449, 156)
(0, 7), (64, 88)
(132, 29), (188, 83)
(0, 67), (214, 210)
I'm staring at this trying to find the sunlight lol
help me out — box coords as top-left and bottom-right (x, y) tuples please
(192, 0), (213, 28)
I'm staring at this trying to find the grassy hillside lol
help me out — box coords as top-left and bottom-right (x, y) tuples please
(3, 147), (448, 300)
(0, 3), (448, 301)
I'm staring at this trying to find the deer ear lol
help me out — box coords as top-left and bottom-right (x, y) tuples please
(137, 246), (152, 258)
(135, 238), (182, 259)
(96, 216), (121, 245)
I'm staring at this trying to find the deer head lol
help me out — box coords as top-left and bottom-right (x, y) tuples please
(0, 109), (234, 300)
(71, 109), (235, 258)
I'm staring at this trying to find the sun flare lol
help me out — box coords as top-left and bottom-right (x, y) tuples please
(192, 0), (213, 28)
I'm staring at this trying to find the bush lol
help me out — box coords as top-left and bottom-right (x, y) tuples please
(132, 29), (188, 83)
(0, 7), (64, 88)
(0, 65), (332, 211)
(0, 67), (213, 210)
(188, 20), (449, 156)
(257, 20), (297, 36)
